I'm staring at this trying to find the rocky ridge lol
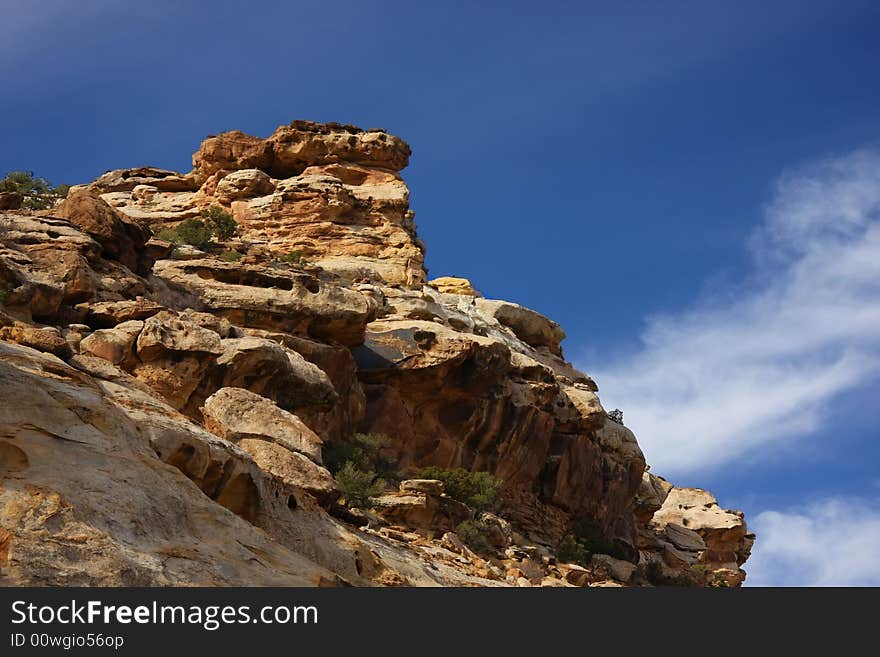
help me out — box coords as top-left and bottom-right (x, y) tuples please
(0, 120), (753, 586)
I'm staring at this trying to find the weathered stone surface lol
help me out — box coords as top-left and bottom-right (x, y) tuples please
(214, 169), (275, 202)
(85, 167), (198, 193)
(202, 387), (324, 464)
(474, 298), (566, 355)
(0, 342), (331, 585)
(400, 479), (445, 496)
(153, 259), (375, 346)
(0, 323), (71, 357)
(0, 118), (753, 588)
(193, 121), (410, 179)
(0, 192), (23, 210)
(428, 276), (480, 296)
(79, 320), (143, 366)
(136, 311), (222, 361)
(237, 438), (337, 505)
(56, 189), (152, 275)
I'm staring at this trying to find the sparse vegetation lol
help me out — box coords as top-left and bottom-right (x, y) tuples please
(414, 466), (503, 511)
(324, 433), (402, 483)
(154, 208), (238, 250)
(218, 249), (243, 262)
(455, 519), (495, 554)
(0, 171), (69, 210)
(555, 518), (629, 565)
(607, 408), (624, 425)
(0, 280), (13, 304)
(277, 249), (306, 265)
(334, 462), (386, 509)
(556, 533), (589, 565)
(200, 206), (237, 241)
(325, 433), (401, 509)
(175, 219), (213, 249)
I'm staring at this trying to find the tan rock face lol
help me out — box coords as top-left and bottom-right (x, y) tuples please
(0, 118), (752, 587)
(193, 121), (411, 179)
(203, 387), (325, 464)
(353, 318), (645, 547)
(152, 258), (375, 346)
(638, 486), (754, 587)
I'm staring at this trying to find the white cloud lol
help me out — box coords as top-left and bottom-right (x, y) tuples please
(590, 149), (880, 476)
(746, 497), (880, 586)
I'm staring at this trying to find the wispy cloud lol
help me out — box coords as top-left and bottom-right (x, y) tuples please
(746, 496), (880, 586)
(590, 149), (880, 476)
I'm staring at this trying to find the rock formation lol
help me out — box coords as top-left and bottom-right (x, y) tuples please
(0, 119), (753, 586)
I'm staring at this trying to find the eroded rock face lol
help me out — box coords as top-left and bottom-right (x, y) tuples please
(0, 118), (752, 587)
(152, 258), (375, 346)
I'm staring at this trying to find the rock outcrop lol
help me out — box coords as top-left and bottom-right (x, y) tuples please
(0, 119), (752, 587)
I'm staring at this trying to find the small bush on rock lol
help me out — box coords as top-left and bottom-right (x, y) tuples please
(0, 171), (69, 210)
(200, 206), (237, 241)
(277, 249), (306, 265)
(607, 409), (624, 425)
(218, 249), (243, 262)
(324, 433), (401, 483)
(556, 533), (589, 565)
(455, 519), (495, 554)
(174, 219), (213, 249)
(335, 462), (386, 510)
(415, 466), (503, 511)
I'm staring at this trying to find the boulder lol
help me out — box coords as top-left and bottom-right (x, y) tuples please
(237, 438), (337, 505)
(202, 387), (324, 464)
(55, 189), (152, 275)
(152, 258), (376, 347)
(214, 169), (275, 201)
(79, 320), (144, 367)
(428, 276), (480, 296)
(474, 298), (565, 355)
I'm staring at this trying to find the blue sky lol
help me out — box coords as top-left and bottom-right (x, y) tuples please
(3, 0), (880, 585)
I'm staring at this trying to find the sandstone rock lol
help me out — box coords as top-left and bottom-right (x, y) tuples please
(0, 341), (332, 585)
(665, 523), (707, 552)
(214, 169), (275, 201)
(136, 311), (222, 361)
(400, 479), (445, 496)
(634, 470), (673, 522)
(86, 167), (198, 193)
(236, 438), (337, 504)
(189, 337), (337, 421)
(591, 554), (637, 583)
(80, 298), (164, 327)
(0, 192), (23, 210)
(55, 189), (152, 275)
(474, 298), (565, 355)
(153, 258), (375, 346)
(0, 323), (71, 357)
(428, 276), (480, 296)
(79, 320), (144, 366)
(202, 387), (324, 464)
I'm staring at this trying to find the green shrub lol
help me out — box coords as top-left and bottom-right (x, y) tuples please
(277, 249), (306, 265)
(556, 533), (589, 565)
(555, 519), (629, 564)
(607, 408), (624, 425)
(0, 280), (12, 304)
(155, 227), (180, 243)
(218, 249), (243, 262)
(335, 462), (386, 509)
(200, 206), (237, 241)
(324, 433), (401, 483)
(455, 520), (495, 554)
(414, 466), (503, 511)
(0, 171), (69, 210)
(174, 219), (212, 249)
